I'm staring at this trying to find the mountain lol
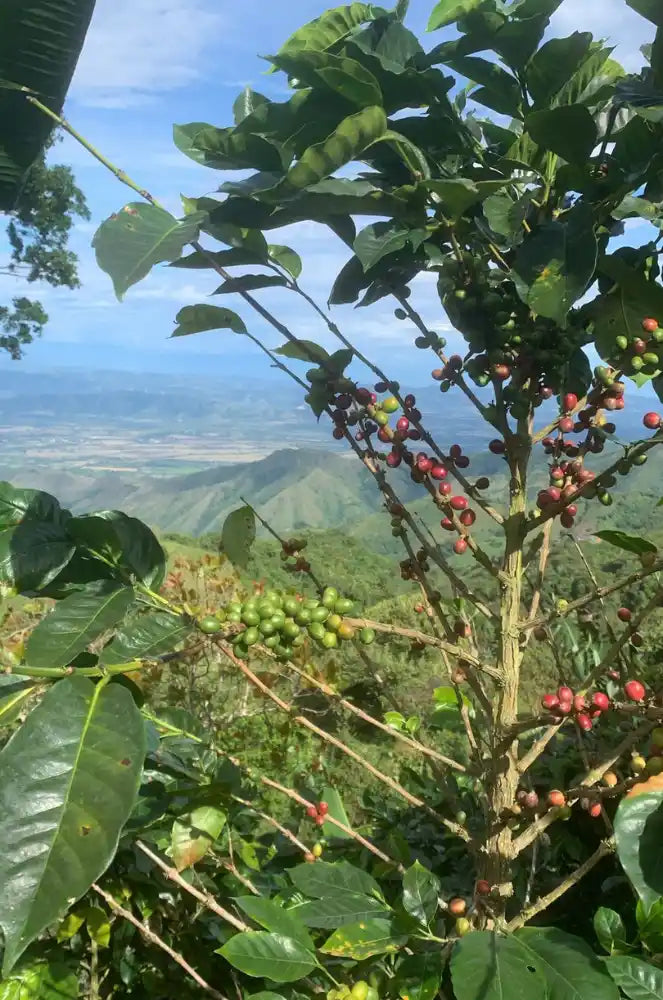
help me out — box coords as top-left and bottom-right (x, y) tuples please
(7, 448), (388, 537)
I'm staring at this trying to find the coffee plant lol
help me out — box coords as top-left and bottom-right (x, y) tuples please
(6, 0), (663, 996)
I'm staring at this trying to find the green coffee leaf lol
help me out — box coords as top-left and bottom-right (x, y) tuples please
(0, 675), (146, 974)
(235, 897), (313, 947)
(515, 927), (619, 1000)
(594, 907), (631, 954)
(320, 918), (407, 960)
(595, 530), (657, 555)
(172, 304), (247, 338)
(512, 202), (597, 327)
(402, 860), (440, 925)
(219, 932), (316, 982)
(451, 931), (547, 1000)
(615, 790), (663, 909)
(172, 805), (226, 870)
(607, 955), (663, 998)
(286, 106), (387, 189)
(428, 0), (485, 31)
(25, 581), (134, 669)
(221, 505), (256, 569)
(93, 204), (206, 299)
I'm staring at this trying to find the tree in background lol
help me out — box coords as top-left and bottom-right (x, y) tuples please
(0, 135), (89, 359)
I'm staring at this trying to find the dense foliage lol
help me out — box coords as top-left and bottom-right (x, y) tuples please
(5, 1), (663, 998)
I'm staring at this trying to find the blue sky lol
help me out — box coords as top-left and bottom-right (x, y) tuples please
(0, 0), (655, 382)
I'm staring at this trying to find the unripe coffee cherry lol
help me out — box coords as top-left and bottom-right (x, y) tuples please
(625, 679), (646, 702)
(456, 917), (471, 937)
(602, 771), (618, 787)
(312, 842), (323, 858)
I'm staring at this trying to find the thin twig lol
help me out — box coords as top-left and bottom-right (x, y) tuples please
(92, 883), (229, 1000)
(279, 653), (467, 770)
(522, 558), (663, 631)
(218, 642), (471, 841)
(506, 841), (614, 931)
(231, 794), (310, 856)
(135, 841), (249, 931)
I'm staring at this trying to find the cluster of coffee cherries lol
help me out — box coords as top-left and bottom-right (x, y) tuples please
(608, 315), (663, 377)
(446, 881), (493, 937)
(327, 982), (379, 1000)
(198, 588), (375, 660)
(540, 684), (611, 732)
(303, 800), (330, 862)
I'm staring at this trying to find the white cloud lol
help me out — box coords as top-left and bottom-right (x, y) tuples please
(70, 0), (225, 108)
(550, 0), (651, 70)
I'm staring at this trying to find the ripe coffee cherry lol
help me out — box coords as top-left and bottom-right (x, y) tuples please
(451, 496), (469, 511)
(454, 620), (471, 638)
(449, 898), (467, 916)
(577, 713), (593, 731)
(431, 464), (448, 481)
(439, 482), (453, 496)
(631, 633), (644, 647)
(542, 694), (559, 711)
(387, 452), (402, 468)
(449, 444), (463, 459)
(625, 679), (646, 702)
(476, 880), (491, 897)
(304, 852), (316, 863)
(592, 692), (610, 711)
(493, 364), (511, 380)
(573, 694), (586, 712)
(460, 509), (476, 527)
(557, 700), (573, 715)
(558, 686), (574, 703)
(633, 338), (648, 354)
(589, 803), (602, 818)
(475, 477), (490, 490)
(524, 791), (539, 809)
(396, 416), (410, 433)
(643, 317), (659, 333)
(559, 416), (575, 433)
(315, 815), (325, 826)
(318, 801), (329, 816)
(441, 517), (454, 531)
(454, 538), (469, 555)
(643, 412), (662, 430)
(548, 790), (566, 807)
(563, 393), (578, 412)
(489, 439), (506, 455)
(306, 805), (318, 819)
(560, 511), (575, 529)
(617, 607), (632, 623)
